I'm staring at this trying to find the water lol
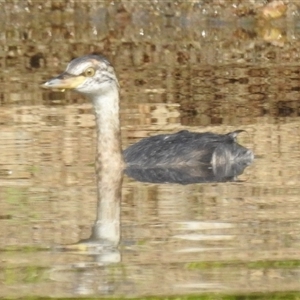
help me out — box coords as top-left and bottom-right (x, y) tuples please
(1, 1), (300, 298)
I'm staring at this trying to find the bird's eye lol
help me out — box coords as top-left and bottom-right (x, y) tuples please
(84, 67), (95, 77)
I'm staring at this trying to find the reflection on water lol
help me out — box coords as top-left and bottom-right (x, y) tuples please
(1, 1), (300, 298)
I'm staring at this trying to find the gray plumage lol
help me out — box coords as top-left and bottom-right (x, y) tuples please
(124, 130), (253, 168)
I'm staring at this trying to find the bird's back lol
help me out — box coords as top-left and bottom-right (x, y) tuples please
(123, 130), (253, 168)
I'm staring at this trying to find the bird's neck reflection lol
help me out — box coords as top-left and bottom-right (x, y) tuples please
(92, 159), (123, 247)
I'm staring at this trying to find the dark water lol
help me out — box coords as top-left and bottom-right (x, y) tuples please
(1, 1), (300, 298)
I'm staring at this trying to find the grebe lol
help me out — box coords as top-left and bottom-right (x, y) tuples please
(42, 54), (253, 170)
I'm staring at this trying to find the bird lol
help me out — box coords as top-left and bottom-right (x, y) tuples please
(42, 54), (254, 172)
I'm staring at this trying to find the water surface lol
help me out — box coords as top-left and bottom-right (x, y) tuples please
(1, 1), (300, 298)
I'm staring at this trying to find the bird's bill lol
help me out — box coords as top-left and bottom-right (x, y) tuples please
(41, 72), (86, 90)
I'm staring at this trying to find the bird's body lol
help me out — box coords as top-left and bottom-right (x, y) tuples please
(43, 54), (253, 171)
(124, 130), (250, 168)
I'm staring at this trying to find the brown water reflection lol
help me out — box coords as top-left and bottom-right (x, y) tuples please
(1, 1), (300, 298)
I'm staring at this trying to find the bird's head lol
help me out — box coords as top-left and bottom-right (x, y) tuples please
(42, 55), (119, 96)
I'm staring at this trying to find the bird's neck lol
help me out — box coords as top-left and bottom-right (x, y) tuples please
(88, 83), (123, 246)
(91, 83), (124, 171)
